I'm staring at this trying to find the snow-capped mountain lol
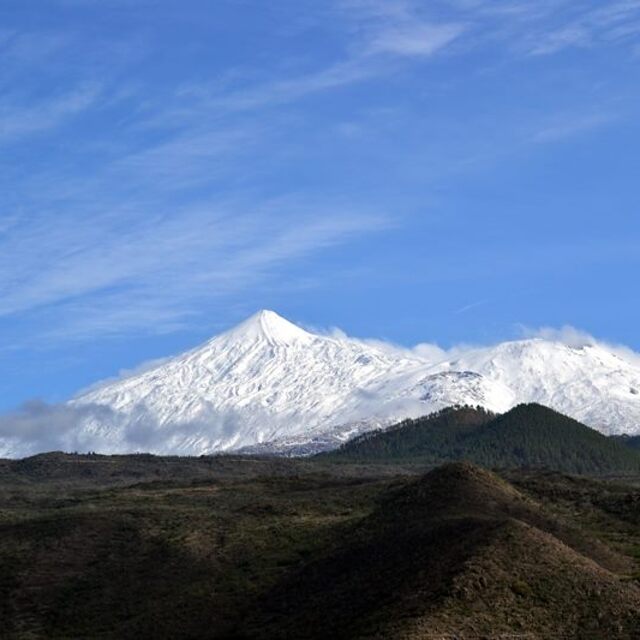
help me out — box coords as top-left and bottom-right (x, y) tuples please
(71, 310), (442, 454)
(53, 310), (640, 455)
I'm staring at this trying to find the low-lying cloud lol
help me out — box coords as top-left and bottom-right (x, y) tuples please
(0, 399), (294, 459)
(0, 400), (120, 457)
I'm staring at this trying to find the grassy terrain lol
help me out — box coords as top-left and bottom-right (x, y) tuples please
(0, 453), (639, 638)
(0, 455), (402, 639)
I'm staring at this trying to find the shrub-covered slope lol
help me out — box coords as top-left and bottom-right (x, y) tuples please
(1, 456), (640, 638)
(238, 462), (640, 639)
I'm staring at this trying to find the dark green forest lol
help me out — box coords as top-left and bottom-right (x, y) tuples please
(614, 434), (640, 451)
(325, 403), (640, 475)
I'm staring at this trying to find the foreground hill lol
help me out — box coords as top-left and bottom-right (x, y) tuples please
(326, 403), (640, 474)
(5, 310), (640, 457)
(238, 463), (640, 639)
(0, 456), (639, 638)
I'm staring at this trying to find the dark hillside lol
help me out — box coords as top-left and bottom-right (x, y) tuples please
(1, 456), (640, 638)
(0, 451), (314, 486)
(237, 462), (640, 639)
(326, 403), (640, 475)
(324, 405), (493, 462)
(462, 404), (640, 474)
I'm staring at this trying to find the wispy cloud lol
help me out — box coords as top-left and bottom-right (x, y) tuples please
(528, 25), (590, 56)
(340, 0), (466, 58)
(519, 324), (598, 348)
(0, 30), (70, 66)
(366, 22), (465, 56)
(510, 0), (640, 56)
(0, 2), (465, 348)
(519, 324), (640, 368)
(532, 112), (617, 143)
(0, 84), (100, 142)
(454, 299), (489, 315)
(0, 200), (388, 341)
(408, 0), (640, 57)
(205, 59), (381, 113)
(175, 14), (463, 115)
(0, 0), (637, 351)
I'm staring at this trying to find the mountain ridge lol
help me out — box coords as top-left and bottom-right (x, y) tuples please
(3, 310), (640, 457)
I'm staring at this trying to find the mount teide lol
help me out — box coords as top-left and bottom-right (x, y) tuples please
(6, 310), (640, 456)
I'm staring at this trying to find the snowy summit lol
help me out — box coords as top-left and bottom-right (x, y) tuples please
(4, 310), (640, 457)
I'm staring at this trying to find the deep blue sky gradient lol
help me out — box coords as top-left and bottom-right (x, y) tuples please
(0, 0), (639, 409)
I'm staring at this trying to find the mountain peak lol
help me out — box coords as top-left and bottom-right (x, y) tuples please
(63, 311), (640, 459)
(223, 309), (315, 346)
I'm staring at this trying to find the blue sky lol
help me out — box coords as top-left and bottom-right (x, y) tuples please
(1, 0), (639, 410)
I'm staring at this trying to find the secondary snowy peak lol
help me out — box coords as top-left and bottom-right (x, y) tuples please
(10, 311), (638, 458)
(442, 338), (640, 434)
